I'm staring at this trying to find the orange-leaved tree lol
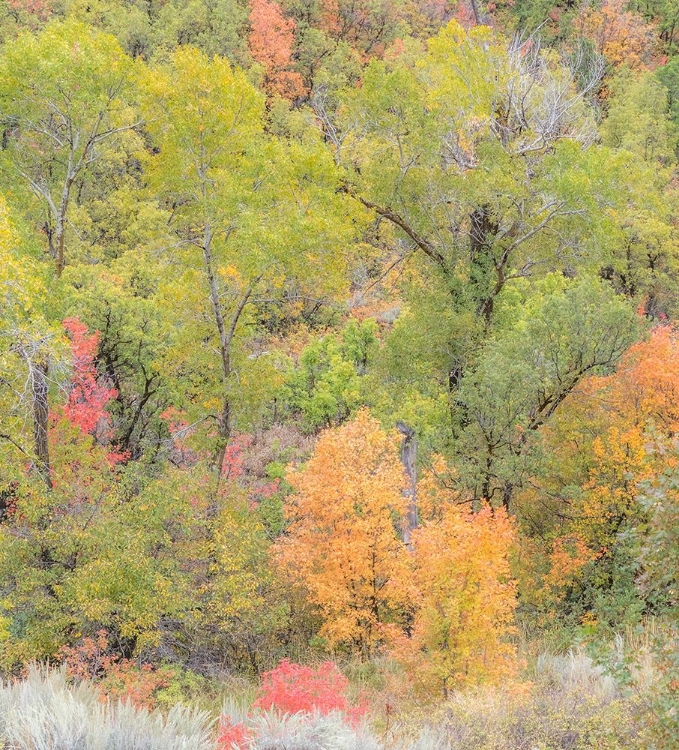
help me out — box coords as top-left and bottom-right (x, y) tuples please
(579, 0), (658, 70)
(249, 0), (305, 99)
(392, 465), (519, 698)
(516, 325), (679, 624)
(557, 325), (679, 547)
(276, 409), (410, 657)
(570, 325), (679, 562)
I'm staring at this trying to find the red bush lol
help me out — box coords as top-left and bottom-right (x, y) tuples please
(217, 717), (251, 750)
(58, 629), (117, 682)
(63, 317), (116, 438)
(253, 659), (366, 722)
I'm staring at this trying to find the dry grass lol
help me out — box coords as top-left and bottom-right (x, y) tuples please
(382, 650), (638, 750)
(0, 652), (654, 749)
(0, 665), (214, 749)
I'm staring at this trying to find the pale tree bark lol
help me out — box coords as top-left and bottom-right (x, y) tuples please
(397, 421), (418, 549)
(14, 346), (52, 489)
(469, 0), (486, 25)
(202, 220), (232, 477)
(200, 213), (261, 480)
(31, 358), (51, 488)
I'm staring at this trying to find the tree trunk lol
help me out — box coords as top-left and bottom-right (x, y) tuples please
(469, 0), (488, 25)
(54, 160), (76, 277)
(202, 221), (232, 477)
(397, 421), (417, 549)
(470, 205), (500, 324)
(55, 217), (66, 277)
(502, 480), (513, 513)
(31, 358), (52, 489)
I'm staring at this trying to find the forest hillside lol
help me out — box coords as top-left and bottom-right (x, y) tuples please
(0, 0), (677, 747)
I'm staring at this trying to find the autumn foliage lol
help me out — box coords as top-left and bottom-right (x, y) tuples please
(520, 326), (679, 617)
(578, 326), (679, 538)
(277, 410), (410, 655)
(248, 0), (304, 98)
(63, 317), (116, 438)
(2, 9), (679, 746)
(254, 659), (366, 721)
(277, 413), (520, 696)
(217, 659), (365, 748)
(59, 630), (176, 710)
(217, 717), (251, 750)
(392, 475), (519, 696)
(580, 0), (658, 70)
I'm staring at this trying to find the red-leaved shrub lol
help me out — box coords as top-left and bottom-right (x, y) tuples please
(59, 629), (117, 682)
(58, 630), (175, 710)
(253, 659), (366, 723)
(63, 317), (117, 438)
(217, 717), (251, 750)
(216, 659), (367, 746)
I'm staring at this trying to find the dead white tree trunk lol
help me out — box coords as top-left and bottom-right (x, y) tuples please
(397, 421), (417, 549)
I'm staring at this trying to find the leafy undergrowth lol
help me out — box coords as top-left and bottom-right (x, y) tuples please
(205, 650), (644, 749)
(0, 653), (650, 749)
(218, 659), (369, 748)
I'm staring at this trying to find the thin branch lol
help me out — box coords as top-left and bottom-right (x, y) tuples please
(0, 433), (28, 456)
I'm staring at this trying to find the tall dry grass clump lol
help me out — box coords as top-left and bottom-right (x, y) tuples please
(396, 649), (638, 750)
(0, 665), (214, 749)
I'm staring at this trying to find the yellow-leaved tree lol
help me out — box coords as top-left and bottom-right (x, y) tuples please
(143, 46), (362, 476)
(276, 410), (410, 657)
(392, 464), (519, 698)
(0, 193), (59, 487)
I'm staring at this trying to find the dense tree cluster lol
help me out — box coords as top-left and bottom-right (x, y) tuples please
(0, 1), (677, 742)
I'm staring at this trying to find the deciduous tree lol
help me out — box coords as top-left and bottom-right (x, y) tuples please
(393, 482), (518, 697)
(580, 0), (658, 70)
(0, 21), (141, 275)
(144, 46), (361, 476)
(249, 0), (305, 98)
(277, 410), (410, 656)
